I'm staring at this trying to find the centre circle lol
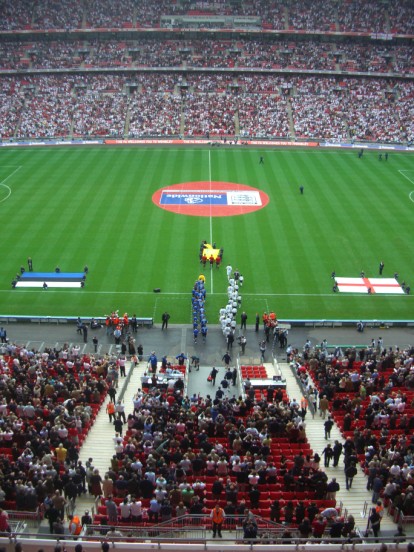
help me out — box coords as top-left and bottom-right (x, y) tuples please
(152, 181), (269, 217)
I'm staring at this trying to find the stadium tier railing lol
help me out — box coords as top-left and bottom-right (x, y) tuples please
(299, 319), (414, 328)
(0, 528), (405, 551)
(0, 316), (413, 328)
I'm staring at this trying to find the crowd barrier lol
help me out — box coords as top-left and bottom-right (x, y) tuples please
(0, 316), (413, 328)
(0, 138), (413, 151)
(0, 315), (153, 327)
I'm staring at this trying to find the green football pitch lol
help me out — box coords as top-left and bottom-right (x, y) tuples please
(1, 146), (413, 322)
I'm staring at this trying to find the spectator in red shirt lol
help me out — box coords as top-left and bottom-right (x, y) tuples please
(0, 509), (10, 533)
(312, 515), (326, 538)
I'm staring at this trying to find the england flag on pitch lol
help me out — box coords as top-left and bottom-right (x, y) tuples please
(335, 277), (404, 294)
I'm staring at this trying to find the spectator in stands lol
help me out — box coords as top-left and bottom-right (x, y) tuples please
(372, 476), (384, 504)
(312, 515), (326, 538)
(324, 416), (334, 439)
(243, 518), (258, 541)
(345, 463), (358, 491)
(0, 508), (10, 534)
(319, 395), (329, 419)
(368, 506), (381, 539)
(322, 444), (334, 467)
(326, 478), (340, 500)
(90, 469), (103, 498)
(105, 496), (118, 524)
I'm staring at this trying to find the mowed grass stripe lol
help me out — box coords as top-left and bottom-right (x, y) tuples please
(310, 153), (366, 273)
(98, 149), (162, 292)
(7, 151), (72, 270)
(261, 152), (319, 295)
(130, 150), (192, 293)
(282, 152), (337, 294)
(309, 153), (375, 272)
(20, 151), (95, 269)
(319, 154), (399, 276)
(305, 154), (369, 313)
(103, 151), (157, 291)
(56, 150), (142, 293)
(36, 152), (102, 270)
(116, 151), (164, 293)
(222, 151), (272, 290)
(56, 150), (126, 273)
(335, 155), (408, 271)
(358, 161), (406, 266)
(169, 150), (218, 291)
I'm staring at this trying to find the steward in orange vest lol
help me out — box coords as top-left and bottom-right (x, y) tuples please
(300, 396), (308, 418)
(69, 514), (82, 536)
(106, 401), (116, 422)
(210, 504), (225, 538)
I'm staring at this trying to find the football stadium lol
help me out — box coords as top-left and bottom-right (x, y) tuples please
(0, 0), (414, 551)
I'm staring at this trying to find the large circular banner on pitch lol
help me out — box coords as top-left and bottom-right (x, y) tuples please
(152, 181), (269, 217)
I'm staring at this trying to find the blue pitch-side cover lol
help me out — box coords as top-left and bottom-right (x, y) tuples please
(21, 272), (85, 279)
(160, 192), (227, 205)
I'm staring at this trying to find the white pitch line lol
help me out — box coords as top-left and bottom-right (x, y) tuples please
(398, 170), (414, 203)
(85, 148), (382, 155)
(153, 296), (159, 321)
(0, 166), (22, 183)
(0, 166), (22, 204)
(0, 290), (411, 298)
(398, 169), (414, 184)
(16, 146), (410, 156)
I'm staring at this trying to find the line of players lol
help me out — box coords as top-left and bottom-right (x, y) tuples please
(192, 277), (208, 344)
(219, 265), (244, 344)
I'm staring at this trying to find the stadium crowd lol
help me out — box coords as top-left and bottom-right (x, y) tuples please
(0, 341), (112, 518)
(290, 341), (414, 519)
(1, 73), (413, 143)
(183, 92), (236, 136)
(91, 384), (336, 530)
(0, 0), (413, 33)
(238, 93), (290, 139)
(0, 332), (347, 539)
(0, 0), (412, 144)
(1, 38), (413, 74)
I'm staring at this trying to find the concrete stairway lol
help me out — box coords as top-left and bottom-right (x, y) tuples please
(76, 359), (148, 514)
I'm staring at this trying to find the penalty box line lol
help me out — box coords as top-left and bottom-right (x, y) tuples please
(398, 169), (414, 184)
(0, 165), (22, 184)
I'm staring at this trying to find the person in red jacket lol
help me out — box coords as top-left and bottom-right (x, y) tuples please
(0, 509), (10, 534)
(312, 515), (326, 538)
